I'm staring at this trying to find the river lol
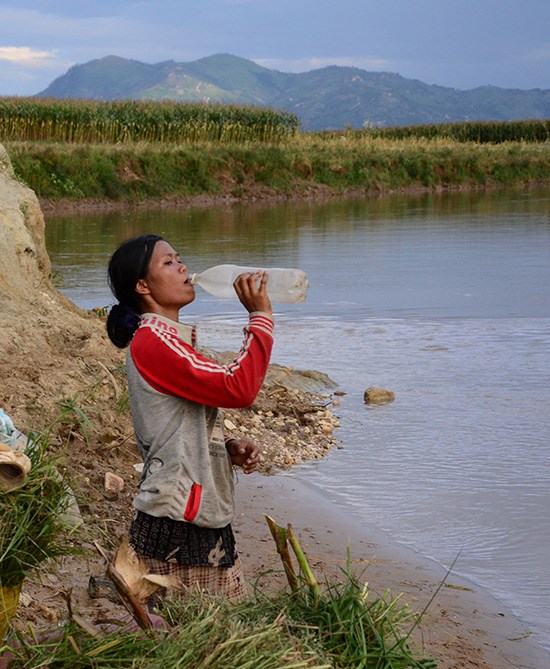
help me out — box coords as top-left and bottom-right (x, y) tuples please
(44, 186), (550, 650)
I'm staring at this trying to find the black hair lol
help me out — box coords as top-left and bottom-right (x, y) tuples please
(106, 234), (164, 348)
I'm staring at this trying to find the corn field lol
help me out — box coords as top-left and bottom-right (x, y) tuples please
(317, 119), (550, 144)
(0, 97), (300, 144)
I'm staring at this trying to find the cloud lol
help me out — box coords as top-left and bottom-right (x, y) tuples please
(519, 43), (550, 62)
(253, 56), (392, 74)
(0, 46), (59, 68)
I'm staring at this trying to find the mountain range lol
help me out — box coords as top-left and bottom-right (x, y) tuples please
(37, 53), (550, 131)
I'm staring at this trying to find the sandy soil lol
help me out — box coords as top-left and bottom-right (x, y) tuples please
(235, 475), (550, 669)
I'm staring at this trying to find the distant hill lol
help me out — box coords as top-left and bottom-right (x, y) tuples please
(37, 54), (550, 131)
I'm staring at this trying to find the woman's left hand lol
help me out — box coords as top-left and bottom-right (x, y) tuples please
(226, 438), (261, 474)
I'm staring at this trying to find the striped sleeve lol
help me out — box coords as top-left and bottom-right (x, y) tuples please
(130, 313), (274, 408)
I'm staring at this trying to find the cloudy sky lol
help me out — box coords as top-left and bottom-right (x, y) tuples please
(1, 0), (548, 96)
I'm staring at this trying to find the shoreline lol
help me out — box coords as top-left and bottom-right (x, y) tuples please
(234, 473), (550, 669)
(37, 180), (550, 218)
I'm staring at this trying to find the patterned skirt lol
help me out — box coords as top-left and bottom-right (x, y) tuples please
(129, 511), (247, 602)
(138, 554), (247, 602)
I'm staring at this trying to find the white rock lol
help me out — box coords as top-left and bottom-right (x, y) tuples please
(104, 471), (124, 493)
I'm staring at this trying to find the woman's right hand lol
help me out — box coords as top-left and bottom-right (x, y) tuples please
(233, 271), (272, 316)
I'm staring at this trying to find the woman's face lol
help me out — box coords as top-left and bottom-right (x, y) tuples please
(136, 240), (195, 315)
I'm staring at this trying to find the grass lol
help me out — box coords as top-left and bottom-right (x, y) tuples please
(2, 570), (438, 668)
(0, 428), (81, 640)
(4, 135), (550, 204)
(0, 437), (78, 591)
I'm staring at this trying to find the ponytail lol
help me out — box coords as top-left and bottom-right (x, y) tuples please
(106, 303), (141, 348)
(106, 234), (163, 348)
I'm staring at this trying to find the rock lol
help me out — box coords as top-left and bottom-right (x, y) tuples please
(88, 575), (120, 603)
(364, 386), (395, 405)
(202, 346), (338, 393)
(104, 471), (125, 493)
(265, 364), (338, 393)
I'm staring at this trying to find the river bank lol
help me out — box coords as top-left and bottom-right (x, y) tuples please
(5, 134), (550, 211)
(2, 145), (550, 666)
(37, 179), (550, 220)
(234, 475), (550, 669)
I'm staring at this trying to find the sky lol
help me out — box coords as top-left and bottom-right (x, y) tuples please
(1, 0), (549, 96)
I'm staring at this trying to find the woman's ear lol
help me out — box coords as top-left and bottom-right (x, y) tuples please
(135, 278), (151, 296)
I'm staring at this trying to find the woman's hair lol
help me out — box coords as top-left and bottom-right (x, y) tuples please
(106, 234), (164, 348)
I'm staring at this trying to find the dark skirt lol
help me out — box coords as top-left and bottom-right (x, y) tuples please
(129, 510), (238, 567)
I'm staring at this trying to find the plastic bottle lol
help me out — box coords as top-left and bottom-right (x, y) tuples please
(190, 264), (309, 304)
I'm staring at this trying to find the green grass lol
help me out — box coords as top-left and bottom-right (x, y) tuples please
(0, 437), (78, 591)
(2, 99), (549, 203)
(2, 571), (438, 668)
(4, 136), (550, 203)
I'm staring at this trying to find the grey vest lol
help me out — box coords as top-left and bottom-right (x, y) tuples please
(126, 331), (235, 528)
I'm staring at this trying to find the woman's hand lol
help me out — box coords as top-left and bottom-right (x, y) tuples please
(233, 271), (272, 317)
(226, 438), (261, 474)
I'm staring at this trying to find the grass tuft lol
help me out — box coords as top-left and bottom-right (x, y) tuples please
(2, 569), (438, 668)
(0, 436), (78, 591)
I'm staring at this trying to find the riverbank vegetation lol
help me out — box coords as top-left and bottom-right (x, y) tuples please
(1, 97), (549, 204)
(3, 570), (437, 668)
(1, 423), (435, 668)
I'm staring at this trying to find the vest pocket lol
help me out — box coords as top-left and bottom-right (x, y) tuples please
(183, 482), (202, 522)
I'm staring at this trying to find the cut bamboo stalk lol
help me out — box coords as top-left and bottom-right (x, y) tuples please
(287, 524), (320, 598)
(264, 515), (299, 592)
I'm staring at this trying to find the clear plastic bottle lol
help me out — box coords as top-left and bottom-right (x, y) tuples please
(190, 264), (309, 304)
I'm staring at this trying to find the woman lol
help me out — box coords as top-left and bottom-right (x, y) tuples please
(106, 234), (273, 601)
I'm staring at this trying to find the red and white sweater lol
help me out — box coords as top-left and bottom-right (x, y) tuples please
(126, 311), (273, 527)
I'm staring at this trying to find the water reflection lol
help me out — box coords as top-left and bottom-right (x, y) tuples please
(45, 187), (550, 318)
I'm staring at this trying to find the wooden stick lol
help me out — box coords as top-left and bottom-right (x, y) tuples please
(93, 540), (153, 630)
(63, 588), (103, 638)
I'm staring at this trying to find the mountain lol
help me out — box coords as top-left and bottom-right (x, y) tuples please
(37, 54), (550, 131)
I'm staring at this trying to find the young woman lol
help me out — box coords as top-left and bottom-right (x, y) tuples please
(106, 234), (273, 601)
